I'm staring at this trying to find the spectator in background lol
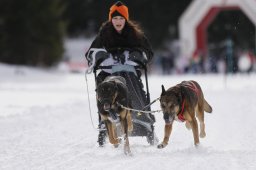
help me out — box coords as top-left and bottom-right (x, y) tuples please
(159, 50), (174, 74)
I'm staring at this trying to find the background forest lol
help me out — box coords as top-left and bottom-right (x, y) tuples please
(0, 0), (255, 68)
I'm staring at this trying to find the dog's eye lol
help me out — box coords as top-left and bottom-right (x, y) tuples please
(161, 104), (165, 108)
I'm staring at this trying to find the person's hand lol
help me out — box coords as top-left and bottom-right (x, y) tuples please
(95, 51), (109, 67)
(128, 50), (148, 66)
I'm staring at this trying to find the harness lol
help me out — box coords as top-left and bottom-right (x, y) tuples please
(176, 100), (186, 122)
(176, 81), (199, 122)
(182, 81), (200, 97)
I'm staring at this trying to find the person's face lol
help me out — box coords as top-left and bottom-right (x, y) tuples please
(111, 16), (126, 33)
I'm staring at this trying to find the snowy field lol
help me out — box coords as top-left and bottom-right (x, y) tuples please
(0, 63), (256, 170)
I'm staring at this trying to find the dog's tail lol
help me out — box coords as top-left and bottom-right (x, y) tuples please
(204, 99), (212, 113)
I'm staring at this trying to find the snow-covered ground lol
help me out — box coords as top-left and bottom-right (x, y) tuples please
(0, 63), (256, 170)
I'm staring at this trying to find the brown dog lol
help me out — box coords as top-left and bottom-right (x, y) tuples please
(157, 80), (212, 148)
(96, 76), (133, 154)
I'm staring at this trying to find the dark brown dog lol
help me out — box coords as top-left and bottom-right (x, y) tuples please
(157, 80), (212, 148)
(96, 76), (133, 154)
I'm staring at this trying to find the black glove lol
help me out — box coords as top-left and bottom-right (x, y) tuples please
(86, 51), (108, 67)
(95, 51), (109, 67)
(118, 53), (126, 64)
(128, 51), (148, 66)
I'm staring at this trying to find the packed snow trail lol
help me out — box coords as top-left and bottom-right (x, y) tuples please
(0, 64), (256, 170)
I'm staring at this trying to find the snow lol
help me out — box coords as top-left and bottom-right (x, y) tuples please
(0, 62), (256, 170)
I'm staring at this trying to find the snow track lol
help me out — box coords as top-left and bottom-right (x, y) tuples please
(0, 64), (256, 170)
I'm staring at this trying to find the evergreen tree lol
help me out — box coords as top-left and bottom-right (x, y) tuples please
(0, 0), (66, 66)
(62, 0), (93, 36)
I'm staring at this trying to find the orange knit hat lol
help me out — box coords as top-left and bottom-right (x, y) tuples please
(109, 1), (129, 21)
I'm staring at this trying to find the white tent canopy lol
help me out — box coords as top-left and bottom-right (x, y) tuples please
(178, 0), (256, 58)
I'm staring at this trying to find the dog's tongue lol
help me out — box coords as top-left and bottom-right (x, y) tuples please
(104, 103), (111, 111)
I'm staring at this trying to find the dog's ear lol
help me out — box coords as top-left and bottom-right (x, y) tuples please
(161, 85), (166, 95)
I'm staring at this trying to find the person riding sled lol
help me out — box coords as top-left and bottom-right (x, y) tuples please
(85, 1), (154, 146)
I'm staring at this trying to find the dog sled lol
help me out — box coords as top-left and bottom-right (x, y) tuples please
(86, 48), (158, 146)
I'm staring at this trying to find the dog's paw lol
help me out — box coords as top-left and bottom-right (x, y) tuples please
(157, 143), (167, 149)
(200, 131), (206, 138)
(118, 137), (122, 144)
(195, 142), (200, 148)
(113, 138), (122, 148)
(124, 145), (131, 155)
(114, 143), (119, 148)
